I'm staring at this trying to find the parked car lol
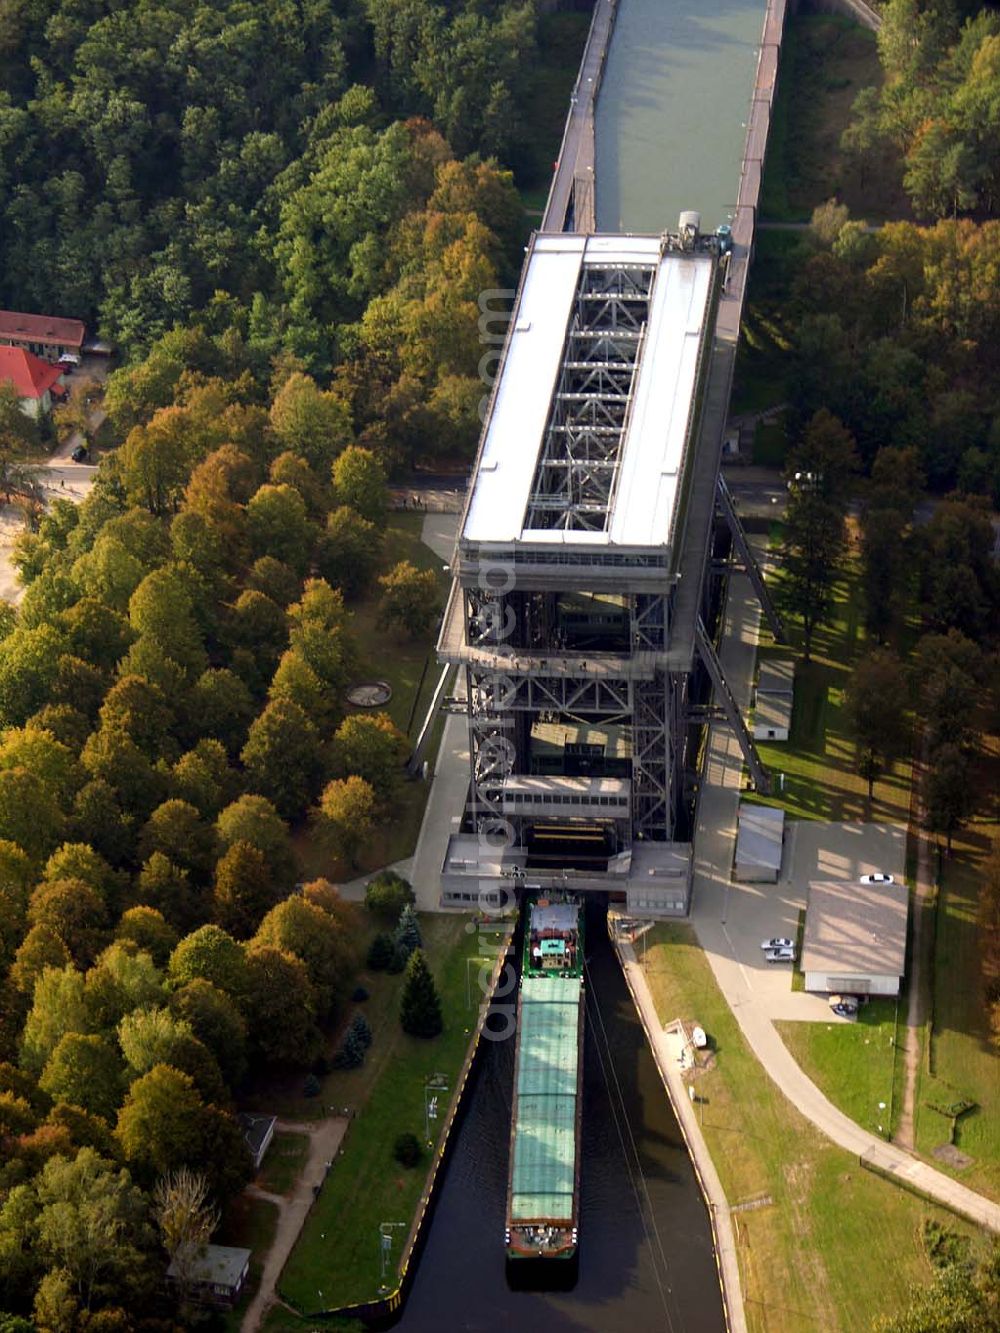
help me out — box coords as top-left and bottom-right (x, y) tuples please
(860, 872), (894, 885)
(58, 352), (81, 369)
(764, 946), (795, 963)
(70, 444), (88, 463)
(760, 937), (794, 951)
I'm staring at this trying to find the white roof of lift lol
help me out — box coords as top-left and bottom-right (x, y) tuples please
(461, 233), (714, 550)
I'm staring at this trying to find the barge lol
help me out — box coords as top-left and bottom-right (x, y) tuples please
(505, 896), (585, 1261)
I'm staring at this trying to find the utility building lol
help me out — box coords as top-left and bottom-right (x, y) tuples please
(801, 879), (908, 996)
(435, 227), (780, 915)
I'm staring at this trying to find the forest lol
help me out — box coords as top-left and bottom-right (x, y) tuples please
(0, 0), (556, 469)
(0, 0), (999, 1326)
(0, 0), (575, 1326)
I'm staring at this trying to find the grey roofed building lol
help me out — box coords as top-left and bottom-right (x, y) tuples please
(166, 1244), (251, 1307)
(733, 802), (784, 881)
(752, 689), (792, 741)
(237, 1111), (276, 1172)
(756, 658), (795, 695)
(801, 879), (909, 996)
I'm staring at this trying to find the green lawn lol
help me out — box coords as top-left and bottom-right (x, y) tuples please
(914, 741), (1000, 1201)
(216, 1193), (280, 1332)
(278, 915), (510, 1314)
(750, 552), (913, 826)
(776, 998), (902, 1137)
(257, 1131), (310, 1197)
(639, 924), (988, 1333)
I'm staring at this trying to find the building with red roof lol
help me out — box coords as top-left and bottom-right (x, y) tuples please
(0, 309), (85, 362)
(0, 345), (68, 418)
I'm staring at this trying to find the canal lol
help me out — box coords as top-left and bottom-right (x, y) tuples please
(595, 0), (766, 232)
(394, 904), (725, 1331)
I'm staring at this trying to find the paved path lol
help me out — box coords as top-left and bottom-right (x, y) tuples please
(688, 552), (1000, 1235)
(241, 1116), (349, 1332)
(615, 933), (748, 1333)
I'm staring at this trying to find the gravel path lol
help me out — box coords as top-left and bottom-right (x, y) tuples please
(241, 1115), (349, 1332)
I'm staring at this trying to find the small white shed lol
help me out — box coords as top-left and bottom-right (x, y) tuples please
(753, 656), (796, 741)
(734, 803), (785, 882)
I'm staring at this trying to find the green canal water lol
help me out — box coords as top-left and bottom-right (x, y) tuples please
(596, 0), (766, 232)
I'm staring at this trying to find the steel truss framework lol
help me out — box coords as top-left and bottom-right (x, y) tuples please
(524, 262), (655, 531)
(462, 592), (685, 841)
(461, 586), (669, 656)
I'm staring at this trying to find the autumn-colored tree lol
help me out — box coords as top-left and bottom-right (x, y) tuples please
(167, 925), (247, 1001)
(138, 800), (216, 881)
(241, 697), (325, 819)
(316, 776), (377, 868)
(212, 841), (278, 939)
(331, 445), (387, 526)
(329, 711), (407, 802)
(114, 907), (178, 967)
(243, 946), (320, 1065)
(115, 1064), (205, 1183)
(377, 560), (441, 638)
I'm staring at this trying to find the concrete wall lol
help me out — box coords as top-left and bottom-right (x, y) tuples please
(805, 972), (900, 996)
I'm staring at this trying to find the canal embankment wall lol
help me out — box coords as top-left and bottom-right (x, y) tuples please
(290, 920), (517, 1323)
(613, 926), (748, 1333)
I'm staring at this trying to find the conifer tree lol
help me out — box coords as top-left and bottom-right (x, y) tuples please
(399, 949), (442, 1038)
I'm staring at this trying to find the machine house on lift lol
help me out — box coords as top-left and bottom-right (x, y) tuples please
(436, 220), (776, 917)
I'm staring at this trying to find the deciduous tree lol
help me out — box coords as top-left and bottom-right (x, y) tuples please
(316, 776), (377, 868)
(241, 697), (325, 819)
(329, 711), (406, 802)
(377, 560), (441, 638)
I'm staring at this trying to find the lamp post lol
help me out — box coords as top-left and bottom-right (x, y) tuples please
(378, 1222), (406, 1290)
(424, 1075), (449, 1145)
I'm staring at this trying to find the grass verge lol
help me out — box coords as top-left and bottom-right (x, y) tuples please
(278, 915), (508, 1314)
(914, 736), (1000, 1200)
(776, 997), (901, 1137)
(257, 1131), (311, 1197)
(639, 924), (987, 1333)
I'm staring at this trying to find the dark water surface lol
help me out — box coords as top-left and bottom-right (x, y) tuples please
(393, 909), (726, 1333)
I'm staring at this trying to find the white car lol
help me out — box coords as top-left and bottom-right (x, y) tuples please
(860, 873), (894, 885)
(761, 937), (794, 951)
(764, 946), (795, 963)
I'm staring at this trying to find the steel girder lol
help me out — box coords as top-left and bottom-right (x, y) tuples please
(716, 474), (786, 642)
(524, 261), (656, 532)
(468, 666), (631, 715)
